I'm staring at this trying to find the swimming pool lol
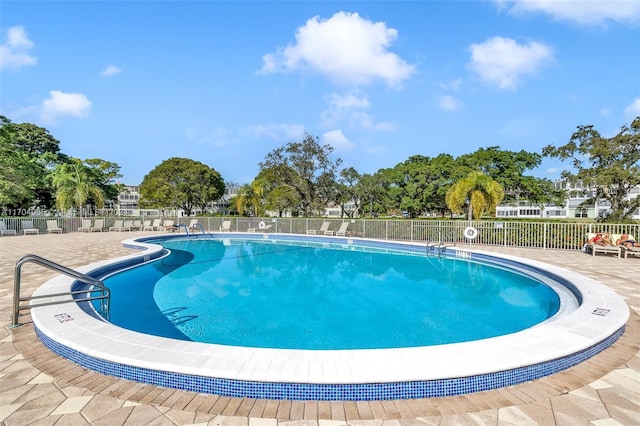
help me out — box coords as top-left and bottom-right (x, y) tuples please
(103, 238), (563, 349)
(30, 233), (629, 400)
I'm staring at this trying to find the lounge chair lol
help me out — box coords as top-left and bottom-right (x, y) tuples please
(90, 219), (104, 232)
(336, 222), (351, 236)
(622, 245), (640, 259)
(21, 220), (39, 235)
(78, 219), (92, 232)
(614, 233), (640, 259)
(219, 220), (232, 232)
(162, 219), (177, 231)
(585, 232), (620, 257)
(248, 222), (273, 233)
(308, 221), (331, 235)
(142, 220), (154, 231)
(131, 220), (142, 230)
(325, 222), (350, 236)
(150, 218), (162, 230)
(109, 219), (128, 232)
(187, 219), (199, 232)
(46, 220), (63, 234)
(0, 221), (17, 236)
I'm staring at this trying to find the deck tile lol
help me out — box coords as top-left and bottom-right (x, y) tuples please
(2, 233), (638, 424)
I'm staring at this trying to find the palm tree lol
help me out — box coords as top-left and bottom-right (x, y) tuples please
(446, 171), (504, 220)
(234, 179), (265, 217)
(51, 158), (105, 217)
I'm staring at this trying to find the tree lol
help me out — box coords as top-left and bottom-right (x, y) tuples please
(458, 146), (558, 206)
(259, 132), (342, 216)
(358, 172), (388, 216)
(372, 154), (461, 217)
(0, 116), (64, 209)
(254, 168), (300, 217)
(234, 179), (266, 217)
(542, 118), (640, 221)
(139, 157), (225, 216)
(0, 144), (40, 209)
(83, 158), (124, 202)
(397, 154), (463, 217)
(336, 167), (362, 217)
(51, 158), (106, 216)
(445, 171), (505, 220)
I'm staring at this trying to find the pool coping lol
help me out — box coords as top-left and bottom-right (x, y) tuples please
(29, 233), (630, 400)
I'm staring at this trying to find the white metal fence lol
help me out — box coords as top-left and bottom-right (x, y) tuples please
(2, 216), (639, 251)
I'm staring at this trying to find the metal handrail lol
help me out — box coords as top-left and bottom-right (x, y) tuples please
(176, 223), (189, 235)
(12, 254), (110, 327)
(176, 222), (206, 236)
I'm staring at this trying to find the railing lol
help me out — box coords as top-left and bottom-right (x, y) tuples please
(12, 254), (110, 327)
(1, 216), (638, 251)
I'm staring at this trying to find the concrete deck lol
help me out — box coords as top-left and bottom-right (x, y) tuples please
(1, 231), (638, 425)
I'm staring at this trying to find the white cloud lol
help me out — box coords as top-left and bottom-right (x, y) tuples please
(321, 92), (370, 126)
(41, 90), (92, 123)
(244, 123), (306, 141)
(0, 26), (37, 71)
(495, 0), (640, 26)
(320, 91), (394, 131)
(467, 36), (554, 90)
(438, 95), (464, 111)
(100, 64), (122, 77)
(258, 11), (415, 88)
(624, 97), (640, 120)
(439, 78), (463, 91)
(322, 129), (354, 152)
(349, 112), (395, 131)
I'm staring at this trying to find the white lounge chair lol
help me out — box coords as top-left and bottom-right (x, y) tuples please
(90, 219), (104, 232)
(78, 219), (92, 232)
(248, 222), (273, 233)
(109, 219), (127, 232)
(150, 218), (162, 230)
(308, 221), (330, 235)
(336, 222), (351, 236)
(585, 232), (620, 257)
(131, 220), (142, 230)
(161, 219), (177, 231)
(621, 245), (640, 259)
(219, 220), (232, 232)
(21, 220), (39, 235)
(142, 220), (154, 231)
(325, 222), (350, 236)
(188, 219), (200, 232)
(0, 221), (17, 236)
(614, 233), (640, 259)
(46, 220), (63, 234)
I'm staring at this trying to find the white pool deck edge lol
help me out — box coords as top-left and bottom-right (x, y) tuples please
(30, 234), (629, 386)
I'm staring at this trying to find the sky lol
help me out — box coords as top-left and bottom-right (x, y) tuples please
(1, 0), (639, 186)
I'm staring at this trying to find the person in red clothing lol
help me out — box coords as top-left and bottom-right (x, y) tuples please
(587, 233), (614, 246)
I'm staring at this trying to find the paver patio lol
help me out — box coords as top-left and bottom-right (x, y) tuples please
(1, 231), (638, 425)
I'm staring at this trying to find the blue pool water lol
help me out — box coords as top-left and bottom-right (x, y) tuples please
(102, 238), (560, 350)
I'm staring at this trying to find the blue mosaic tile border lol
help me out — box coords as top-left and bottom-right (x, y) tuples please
(35, 325), (624, 401)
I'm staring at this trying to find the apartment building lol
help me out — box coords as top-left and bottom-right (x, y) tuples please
(496, 181), (640, 220)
